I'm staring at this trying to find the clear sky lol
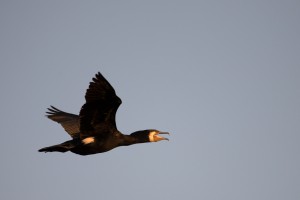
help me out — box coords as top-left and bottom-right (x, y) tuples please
(1, 1), (299, 199)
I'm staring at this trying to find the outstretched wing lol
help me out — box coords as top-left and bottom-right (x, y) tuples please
(79, 72), (122, 138)
(46, 106), (80, 138)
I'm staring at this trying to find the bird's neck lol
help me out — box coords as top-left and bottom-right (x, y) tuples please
(120, 134), (148, 146)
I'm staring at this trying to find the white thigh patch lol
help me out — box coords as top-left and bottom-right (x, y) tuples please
(82, 137), (95, 145)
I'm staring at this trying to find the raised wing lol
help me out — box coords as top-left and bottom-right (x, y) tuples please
(46, 106), (80, 138)
(79, 72), (122, 138)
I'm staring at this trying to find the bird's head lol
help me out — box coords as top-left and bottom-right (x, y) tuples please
(130, 129), (170, 143)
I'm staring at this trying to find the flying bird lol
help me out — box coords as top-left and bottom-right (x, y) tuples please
(39, 72), (169, 155)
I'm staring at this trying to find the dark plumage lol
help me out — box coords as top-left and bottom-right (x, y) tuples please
(39, 72), (169, 155)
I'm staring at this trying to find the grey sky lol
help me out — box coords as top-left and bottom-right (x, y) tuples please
(1, 1), (299, 199)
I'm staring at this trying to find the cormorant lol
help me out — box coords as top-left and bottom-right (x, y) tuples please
(39, 72), (169, 155)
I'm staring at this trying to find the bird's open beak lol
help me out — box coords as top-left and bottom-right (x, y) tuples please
(154, 131), (170, 141)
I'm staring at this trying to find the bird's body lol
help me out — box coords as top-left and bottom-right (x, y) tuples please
(39, 72), (169, 155)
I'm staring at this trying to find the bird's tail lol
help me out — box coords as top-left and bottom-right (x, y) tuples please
(38, 140), (76, 153)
